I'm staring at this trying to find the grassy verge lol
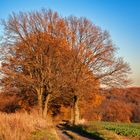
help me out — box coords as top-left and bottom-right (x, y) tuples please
(30, 127), (59, 140)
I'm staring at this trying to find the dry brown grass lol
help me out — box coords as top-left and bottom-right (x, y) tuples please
(0, 112), (50, 140)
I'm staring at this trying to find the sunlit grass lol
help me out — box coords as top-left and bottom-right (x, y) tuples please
(0, 112), (58, 140)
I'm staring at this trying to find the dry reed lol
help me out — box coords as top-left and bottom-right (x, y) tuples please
(0, 112), (49, 140)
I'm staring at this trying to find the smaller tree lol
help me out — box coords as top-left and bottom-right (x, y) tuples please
(62, 16), (131, 125)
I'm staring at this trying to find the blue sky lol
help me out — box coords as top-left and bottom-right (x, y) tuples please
(0, 0), (140, 86)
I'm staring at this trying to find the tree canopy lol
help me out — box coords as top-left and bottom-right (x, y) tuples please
(0, 9), (131, 124)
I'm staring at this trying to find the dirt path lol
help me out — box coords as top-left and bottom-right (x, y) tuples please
(56, 126), (94, 140)
(63, 130), (94, 140)
(56, 128), (71, 140)
(56, 129), (94, 140)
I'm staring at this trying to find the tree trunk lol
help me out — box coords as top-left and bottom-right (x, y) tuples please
(70, 106), (74, 124)
(73, 96), (80, 125)
(43, 94), (50, 118)
(37, 88), (43, 117)
(38, 94), (43, 116)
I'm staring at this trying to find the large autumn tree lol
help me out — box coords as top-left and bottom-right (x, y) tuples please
(0, 10), (69, 118)
(0, 9), (131, 124)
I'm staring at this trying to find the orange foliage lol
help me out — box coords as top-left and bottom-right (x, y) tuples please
(0, 9), (131, 124)
(93, 87), (140, 122)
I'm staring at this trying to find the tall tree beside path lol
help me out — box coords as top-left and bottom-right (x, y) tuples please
(0, 9), (131, 123)
(0, 10), (68, 118)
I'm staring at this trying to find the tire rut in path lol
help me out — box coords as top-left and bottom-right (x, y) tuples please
(56, 128), (72, 140)
(56, 127), (94, 140)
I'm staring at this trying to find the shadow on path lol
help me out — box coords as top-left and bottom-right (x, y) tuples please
(56, 121), (104, 140)
(55, 128), (72, 140)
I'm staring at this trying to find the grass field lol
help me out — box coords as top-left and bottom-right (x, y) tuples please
(71, 121), (140, 140)
(87, 121), (140, 139)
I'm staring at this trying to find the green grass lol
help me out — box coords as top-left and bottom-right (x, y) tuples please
(72, 121), (140, 140)
(29, 129), (47, 140)
(29, 127), (59, 140)
(89, 121), (140, 137)
(74, 124), (120, 140)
